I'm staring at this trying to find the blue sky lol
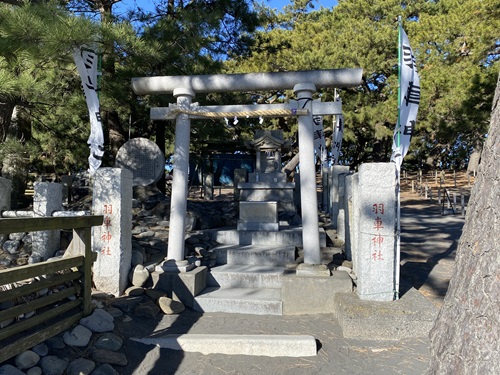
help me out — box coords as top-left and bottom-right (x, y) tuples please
(116, 0), (336, 14)
(266, 0), (334, 10)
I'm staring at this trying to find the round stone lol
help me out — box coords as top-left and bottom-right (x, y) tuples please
(94, 332), (123, 351)
(39, 356), (69, 375)
(66, 358), (95, 375)
(79, 309), (114, 333)
(63, 325), (92, 346)
(115, 138), (165, 186)
(27, 366), (42, 375)
(15, 350), (40, 370)
(158, 297), (185, 315)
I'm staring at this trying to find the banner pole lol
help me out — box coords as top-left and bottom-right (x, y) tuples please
(395, 17), (403, 300)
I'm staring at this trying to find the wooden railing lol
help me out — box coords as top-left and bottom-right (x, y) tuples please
(0, 215), (103, 364)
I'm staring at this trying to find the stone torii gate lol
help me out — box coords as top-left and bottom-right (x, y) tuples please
(132, 69), (362, 272)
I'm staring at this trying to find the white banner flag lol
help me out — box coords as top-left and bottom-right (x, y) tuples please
(313, 99), (327, 167)
(73, 47), (104, 175)
(331, 113), (344, 165)
(391, 26), (420, 171)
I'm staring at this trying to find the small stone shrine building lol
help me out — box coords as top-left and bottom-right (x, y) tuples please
(237, 130), (297, 231)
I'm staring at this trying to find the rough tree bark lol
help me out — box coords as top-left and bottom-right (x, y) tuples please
(428, 75), (500, 373)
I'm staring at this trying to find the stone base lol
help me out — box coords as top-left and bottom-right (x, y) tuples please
(282, 271), (353, 315)
(237, 222), (279, 231)
(155, 259), (195, 273)
(295, 263), (331, 276)
(151, 266), (207, 308)
(335, 288), (439, 340)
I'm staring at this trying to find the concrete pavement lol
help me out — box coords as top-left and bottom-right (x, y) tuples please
(111, 189), (464, 374)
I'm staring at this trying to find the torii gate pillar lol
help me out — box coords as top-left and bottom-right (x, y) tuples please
(158, 87), (195, 272)
(294, 83), (321, 265)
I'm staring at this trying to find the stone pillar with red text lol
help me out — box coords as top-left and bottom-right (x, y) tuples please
(355, 163), (397, 302)
(92, 168), (133, 296)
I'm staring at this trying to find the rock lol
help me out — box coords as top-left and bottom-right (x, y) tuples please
(94, 333), (123, 351)
(0, 258), (11, 267)
(131, 265), (149, 287)
(16, 257), (29, 266)
(66, 358), (95, 375)
(110, 297), (141, 314)
(131, 250), (144, 266)
(158, 297), (185, 315)
(91, 291), (114, 300)
(39, 356), (69, 375)
(186, 236), (200, 245)
(63, 325), (92, 347)
(134, 231), (155, 239)
(144, 262), (157, 273)
(9, 232), (25, 241)
(125, 286), (144, 297)
(194, 246), (208, 256)
(0, 317), (14, 329)
(105, 307), (123, 318)
(3, 240), (21, 254)
(341, 260), (353, 269)
(0, 364), (26, 375)
(15, 350), (40, 370)
(337, 265), (352, 273)
(46, 336), (65, 350)
(27, 366), (42, 375)
(91, 350), (127, 366)
(28, 255), (43, 264)
(79, 309), (114, 333)
(144, 288), (168, 301)
(134, 300), (160, 319)
(90, 364), (119, 375)
(32, 343), (49, 357)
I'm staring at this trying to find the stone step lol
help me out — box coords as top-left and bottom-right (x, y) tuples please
(131, 334), (317, 357)
(212, 244), (296, 266)
(207, 264), (287, 288)
(209, 227), (327, 247)
(193, 287), (282, 315)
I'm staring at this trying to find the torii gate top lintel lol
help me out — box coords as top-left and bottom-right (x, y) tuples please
(131, 68), (363, 95)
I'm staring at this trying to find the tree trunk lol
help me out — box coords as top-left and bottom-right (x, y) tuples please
(282, 152), (299, 177)
(428, 75), (500, 373)
(0, 96), (15, 142)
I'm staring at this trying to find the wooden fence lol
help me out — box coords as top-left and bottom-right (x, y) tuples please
(0, 215), (103, 363)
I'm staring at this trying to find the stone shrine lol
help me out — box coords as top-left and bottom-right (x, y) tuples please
(237, 130), (296, 231)
(115, 137), (165, 186)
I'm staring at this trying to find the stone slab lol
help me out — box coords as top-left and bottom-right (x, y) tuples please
(237, 222), (279, 231)
(207, 264), (286, 288)
(329, 165), (350, 228)
(212, 244), (295, 266)
(193, 287), (282, 315)
(248, 172), (287, 183)
(295, 263), (331, 276)
(92, 168), (133, 296)
(239, 201), (278, 223)
(211, 227), (327, 247)
(355, 163), (397, 301)
(32, 182), (62, 260)
(132, 334), (317, 357)
(238, 184), (295, 203)
(115, 137), (165, 186)
(335, 288), (438, 340)
(282, 271), (353, 315)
